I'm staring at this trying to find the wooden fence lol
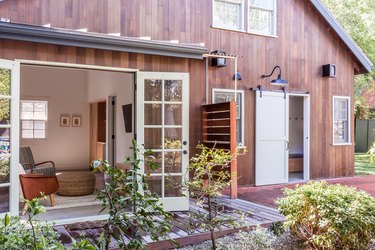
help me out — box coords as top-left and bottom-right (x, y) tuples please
(202, 101), (237, 199)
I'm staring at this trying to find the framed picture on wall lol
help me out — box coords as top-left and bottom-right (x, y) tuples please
(60, 115), (70, 127)
(72, 115), (81, 127)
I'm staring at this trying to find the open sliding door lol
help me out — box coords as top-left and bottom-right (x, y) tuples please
(136, 72), (189, 211)
(0, 60), (20, 216)
(255, 91), (288, 186)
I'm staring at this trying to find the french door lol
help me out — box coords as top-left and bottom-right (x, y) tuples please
(0, 59), (20, 216)
(255, 91), (288, 186)
(136, 72), (189, 211)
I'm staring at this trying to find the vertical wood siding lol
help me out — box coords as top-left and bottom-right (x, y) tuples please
(0, 0), (356, 185)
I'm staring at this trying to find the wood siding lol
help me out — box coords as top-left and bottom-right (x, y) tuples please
(0, 0), (356, 185)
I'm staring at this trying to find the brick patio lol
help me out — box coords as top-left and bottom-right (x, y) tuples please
(232, 175), (375, 208)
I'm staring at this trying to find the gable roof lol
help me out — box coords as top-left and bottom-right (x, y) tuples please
(310, 0), (373, 73)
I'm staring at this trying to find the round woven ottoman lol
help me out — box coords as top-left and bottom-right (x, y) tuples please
(57, 172), (96, 196)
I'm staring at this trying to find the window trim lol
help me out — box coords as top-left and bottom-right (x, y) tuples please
(247, 0), (277, 37)
(332, 96), (351, 145)
(212, 0), (245, 32)
(20, 99), (48, 140)
(212, 88), (245, 147)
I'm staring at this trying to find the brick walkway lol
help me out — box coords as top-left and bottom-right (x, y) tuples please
(233, 175), (375, 208)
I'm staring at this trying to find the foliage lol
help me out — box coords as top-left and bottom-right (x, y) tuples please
(367, 143), (375, 163)
(0, 68), (10, 124)
(355, 99), (374, 119)
(225, 227), (276, 250)
(0, 198), (64, 250)
(322, 0), (375, 99)
(0, 157), (9, 182)
(356, 153), (375, 175)
(91, 139), (172, 250)
(185, 144), (245, 250)
(276, 181), (375, 250)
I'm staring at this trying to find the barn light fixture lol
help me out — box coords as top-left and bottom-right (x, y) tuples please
(261, 66), (288, 86)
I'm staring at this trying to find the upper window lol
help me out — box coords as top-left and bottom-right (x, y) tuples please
(248, 0), (276, 36)
(212, 89), (245, 147)
(20, 100), (48, 139)
(333, 96), (350, 144)
(213, 0), (244, 31)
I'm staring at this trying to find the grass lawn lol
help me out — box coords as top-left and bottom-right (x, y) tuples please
(355, 153), (375, 175)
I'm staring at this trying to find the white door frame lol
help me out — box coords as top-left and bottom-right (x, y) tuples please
(13, 59), (137, 224)
(136, 72), (189, 211)
(287, 93), (310, 181)
(0, 59), (20, 217)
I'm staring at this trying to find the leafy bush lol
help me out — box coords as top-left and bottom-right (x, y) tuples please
(0, 198), (64, 250)
(92, 140), (172, 250)
(276, 181), (375, 249)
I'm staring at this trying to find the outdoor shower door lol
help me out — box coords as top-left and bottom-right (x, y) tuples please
(0, 59), (20, 217)
(136, 72), (189, 211)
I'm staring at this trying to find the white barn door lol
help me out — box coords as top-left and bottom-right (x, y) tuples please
(255, 91), (288, 186)
(136, 72), (189, 211)
(0, 59), (20, 216)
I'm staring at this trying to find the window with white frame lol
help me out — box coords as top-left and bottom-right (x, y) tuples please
(248, 0), (276, 36)
(213, 0), (244, 30)
(20, 100), (48, 139)
(212, 89), (245, 146)
(333, 96), (350, 144)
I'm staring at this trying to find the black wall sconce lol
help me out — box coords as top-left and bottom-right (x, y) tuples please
(261, 66), (288, 86)
(322, 64), (336, 78)
(210, 50), (227, 67)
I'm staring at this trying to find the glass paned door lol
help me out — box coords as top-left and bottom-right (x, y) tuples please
(137, 72), (189, 211)
(0, 60), (20, 216)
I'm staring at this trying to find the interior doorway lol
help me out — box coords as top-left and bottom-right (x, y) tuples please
(18, 63), (135, 223)
(288, 96), (304, 182)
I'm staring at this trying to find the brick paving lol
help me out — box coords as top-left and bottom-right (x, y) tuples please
(232, 175), (375, 208)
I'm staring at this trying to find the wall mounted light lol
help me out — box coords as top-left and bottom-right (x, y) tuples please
(322, 64), (336, 78)
(233, 72), (242, 80)
(210, 50), (227, 67)
(261, 66), (288, 86)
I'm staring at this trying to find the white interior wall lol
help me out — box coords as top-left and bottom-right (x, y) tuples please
(87, 71), (134, 163)
(20, 66), (90, 170)
(289, 96), (304, 154)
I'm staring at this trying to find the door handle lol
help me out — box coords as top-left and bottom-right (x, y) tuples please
(285, 140), (289, 151)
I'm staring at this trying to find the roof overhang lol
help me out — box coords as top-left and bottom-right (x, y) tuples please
(0, 22), (207, 60)
(310, 0), (373, 74)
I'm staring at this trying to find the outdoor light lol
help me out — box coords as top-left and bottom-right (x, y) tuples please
(261, 66), (288, 86)
(210, 50), (227, 67)
(233, 72), (242, 80)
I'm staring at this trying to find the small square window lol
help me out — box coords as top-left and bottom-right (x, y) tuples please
(213, 0), (244, 31)
(20, 100), (48, 139)
(248, 0), (276, 36)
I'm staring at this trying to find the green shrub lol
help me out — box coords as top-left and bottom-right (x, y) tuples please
(276, 181), (375, 250)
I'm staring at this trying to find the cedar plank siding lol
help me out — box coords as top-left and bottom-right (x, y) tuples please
(0, 0), (356, 185)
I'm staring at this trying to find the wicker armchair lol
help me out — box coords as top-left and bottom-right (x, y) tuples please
(19, 147), (56, 176)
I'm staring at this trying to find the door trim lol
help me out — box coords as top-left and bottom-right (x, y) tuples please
(287, 93), (310, 181)
(136, 72), (190, 211)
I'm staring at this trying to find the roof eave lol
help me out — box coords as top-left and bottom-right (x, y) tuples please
(310, 0), (373, 73)
(0, 22), (208, 60)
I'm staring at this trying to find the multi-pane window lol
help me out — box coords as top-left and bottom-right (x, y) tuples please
(213, 0), (243, 30)
(333, 97), (350, 144)
(20, 100), (48, 139)
(248, 0), (276, 36)
(212, 89), (245, 146)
